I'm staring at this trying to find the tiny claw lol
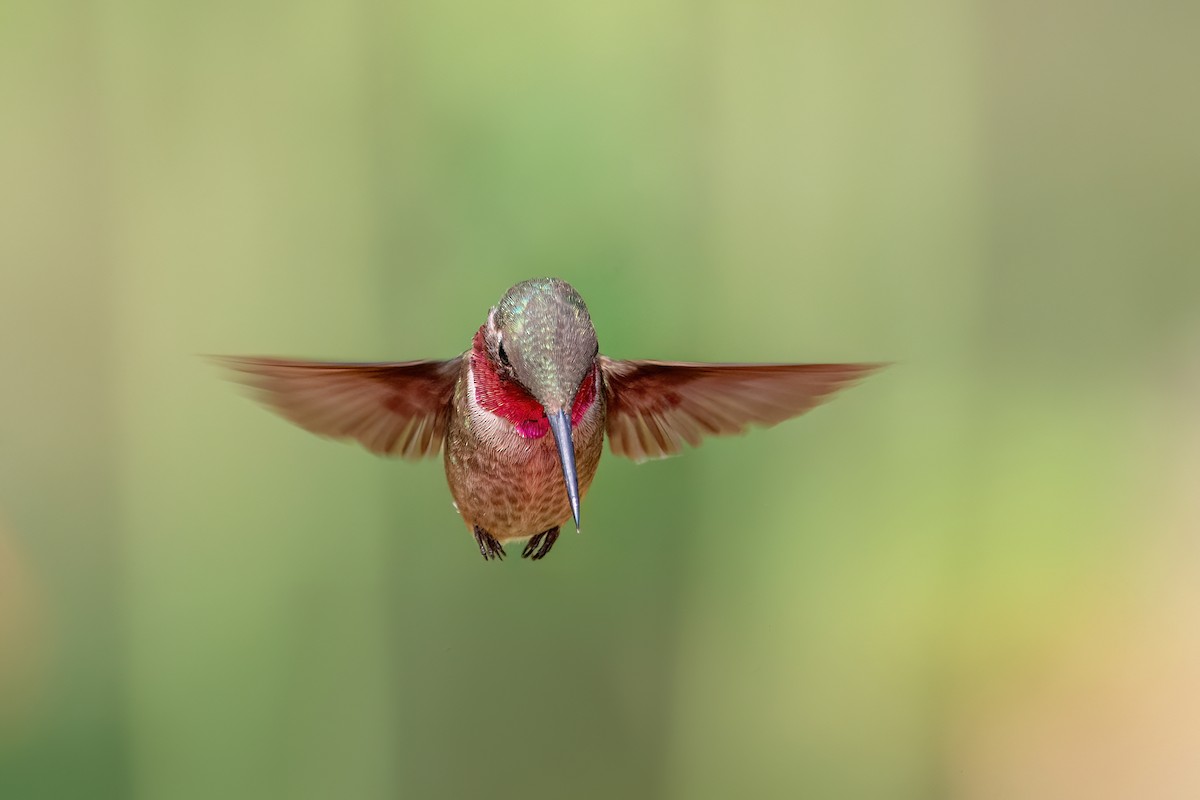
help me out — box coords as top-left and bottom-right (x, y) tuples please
(521, 527), (560, 561)
(473, 526), (506, 561)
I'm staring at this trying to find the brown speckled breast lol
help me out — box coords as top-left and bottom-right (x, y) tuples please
(443, 359), (607, 542)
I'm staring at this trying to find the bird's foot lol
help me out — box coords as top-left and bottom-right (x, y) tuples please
(521, 527), (560, 561)
(473, 526), (506, 561)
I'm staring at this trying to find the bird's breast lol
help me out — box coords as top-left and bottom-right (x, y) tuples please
(443, 363), (606, 540)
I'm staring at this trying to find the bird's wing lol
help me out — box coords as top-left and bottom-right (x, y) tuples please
(598, 357), (884, 462)
(215, 355), (463, 459)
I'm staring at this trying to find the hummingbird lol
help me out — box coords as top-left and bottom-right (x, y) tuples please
(219, 278), (882, 561)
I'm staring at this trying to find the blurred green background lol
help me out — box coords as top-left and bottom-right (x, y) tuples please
(1, 1), (1198, 798)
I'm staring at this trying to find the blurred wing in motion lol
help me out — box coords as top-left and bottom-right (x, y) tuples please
(599, 357), (884, 462)
(216, 355), (463, 459)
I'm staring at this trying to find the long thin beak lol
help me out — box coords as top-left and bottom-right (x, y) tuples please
(545, 408), (581, 532)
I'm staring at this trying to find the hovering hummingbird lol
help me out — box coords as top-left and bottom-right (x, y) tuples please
(219, 278), (882, 561)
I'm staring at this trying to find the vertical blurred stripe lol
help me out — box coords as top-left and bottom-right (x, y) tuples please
(0, 2), (130, 796)
(0, 517), (47, 740)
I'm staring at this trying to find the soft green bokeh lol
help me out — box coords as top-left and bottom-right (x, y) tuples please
(1, 1), (1197, 798)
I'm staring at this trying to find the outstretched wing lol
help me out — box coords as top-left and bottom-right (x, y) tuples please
(599, 357), (884, 462)
(216, 355), (463, 459)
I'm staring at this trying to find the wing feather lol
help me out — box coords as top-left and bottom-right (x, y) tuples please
(600, 357), (884, 462)
(215, 355), (463, 459)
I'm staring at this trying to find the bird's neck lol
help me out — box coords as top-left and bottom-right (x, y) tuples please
(469, 327), (598, 439)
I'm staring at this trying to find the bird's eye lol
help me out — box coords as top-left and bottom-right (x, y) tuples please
(498, 342), (511, 367)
